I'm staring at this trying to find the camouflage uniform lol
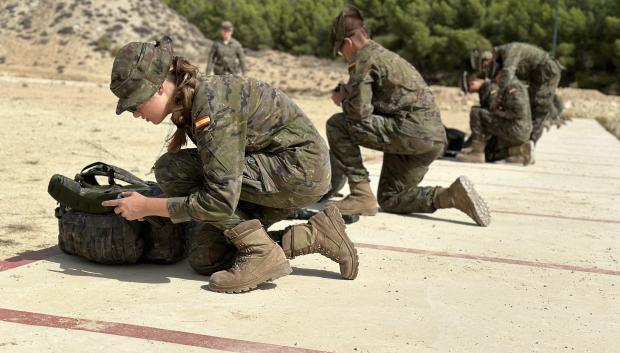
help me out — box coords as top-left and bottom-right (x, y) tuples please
(493, 42), (562, 142)
(205, 38), (246, 75)
(326, 40), (447, 214)
(154, 75), (330, 274)
(470, 79), (533, 161)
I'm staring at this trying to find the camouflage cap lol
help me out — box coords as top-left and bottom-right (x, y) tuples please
(110, 36), (173, 115)
(220, 21), (233, 30)
(469, 48), (493, 72)
(329, 5), (364, 56)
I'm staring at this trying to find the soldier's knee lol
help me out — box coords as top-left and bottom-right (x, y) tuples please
(153, 151), (175, 184)
(377, 192), (399, 213)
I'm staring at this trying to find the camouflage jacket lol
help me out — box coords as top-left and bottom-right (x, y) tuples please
(206, 38), (246, 75)
(478, 79), (498, 109)
(167, 76), (328, 228)
(492, 78), (532, 126)
(342, 40), (446, 143)
(494, 42), (550, 89)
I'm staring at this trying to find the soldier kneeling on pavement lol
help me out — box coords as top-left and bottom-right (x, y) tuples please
(456, 73), (535, 165)
(105, 36), (358, 293)
(323, 7), (491, 227)
(470, 43), (565, 143)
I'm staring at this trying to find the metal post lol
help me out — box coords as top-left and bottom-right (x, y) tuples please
(551, 0), (560, 58)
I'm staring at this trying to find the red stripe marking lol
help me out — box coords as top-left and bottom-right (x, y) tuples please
(355, 243), (620, 276)
(494, 209), (620, 224)
(433, 163), (620, 181)
(0, 308), (330, 353)
(0, 246), (62, 272)
(416, 178), (620, 197)
(481, 182), (620, 196)
(536, 159), (620, 168)
(538, 151), (620, 158)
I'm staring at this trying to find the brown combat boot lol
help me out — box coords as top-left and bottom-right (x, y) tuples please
(208, 219), (292, 293)
(328, 181), (378, 216)
(281, 205), (359, 280)
(506, 141), (535, 166)
(434, 176), (491, 227)
(455, 140), (486, 163)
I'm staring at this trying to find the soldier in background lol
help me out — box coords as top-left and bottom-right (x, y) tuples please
(106, 36), (358, 294)
(323, 7), (491, 227)
(205, 21), (246, 75)
(470, 43), (563, 143)
(456, 74), (534, 165)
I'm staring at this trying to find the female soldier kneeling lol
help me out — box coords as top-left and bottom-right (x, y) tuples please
(102, 36), (358, 293)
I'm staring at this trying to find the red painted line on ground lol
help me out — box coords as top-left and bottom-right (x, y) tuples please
(493, 210), (620, 224)
(481, 183), (620, 196)
(433, 163), (620, 181)
(0, 308), (330, 353)
(0, 246), (62, 272)
(419, 179), (620, 196)
(355, 243), (620, 276)
(536, 159), (620, 168)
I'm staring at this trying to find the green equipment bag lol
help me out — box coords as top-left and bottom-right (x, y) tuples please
(49, 162), (187, 265)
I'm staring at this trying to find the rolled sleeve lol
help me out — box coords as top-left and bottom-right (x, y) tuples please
(167, 196), (193, 223)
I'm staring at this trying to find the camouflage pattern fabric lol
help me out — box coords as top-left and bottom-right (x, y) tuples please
(155, 76), (330, 232)
(206, 38), (246, 75)
(57, 208), (144, 265)
(326, 40), (447, 213)
(110, 36), (173, 115)
(470, 78), (533, 161)
(493, 42), (562, 142)
(478, 79), (499, 109)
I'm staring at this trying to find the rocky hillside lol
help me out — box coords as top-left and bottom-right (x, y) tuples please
(0, 0), (618, 138)
(0, 0), (211, 81)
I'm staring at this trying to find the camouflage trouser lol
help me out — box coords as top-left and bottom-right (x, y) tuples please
(326, 113), (445, 214)
(154, 148), (328, 275)
(530, 59), (562, 142)
(470, 106), (532, 161)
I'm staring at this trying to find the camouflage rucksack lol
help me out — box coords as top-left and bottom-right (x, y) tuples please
(48, 162), (187, 265)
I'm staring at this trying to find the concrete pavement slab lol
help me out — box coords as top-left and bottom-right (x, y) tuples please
(1, 119), (619, 353)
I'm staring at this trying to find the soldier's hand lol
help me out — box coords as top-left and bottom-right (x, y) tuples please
(102, 192), (149, 221)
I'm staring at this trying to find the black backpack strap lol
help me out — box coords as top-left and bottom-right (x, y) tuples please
(78, 162), (149, 187)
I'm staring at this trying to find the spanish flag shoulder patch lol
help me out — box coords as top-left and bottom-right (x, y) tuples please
(195, 115), (211, 129)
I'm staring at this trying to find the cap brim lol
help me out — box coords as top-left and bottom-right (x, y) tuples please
(115, 80), (159, 115)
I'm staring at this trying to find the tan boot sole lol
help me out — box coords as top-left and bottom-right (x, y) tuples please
(323, 206), (359, 280)
(453, 176), (491, 227)
(208, 250), (293, 294)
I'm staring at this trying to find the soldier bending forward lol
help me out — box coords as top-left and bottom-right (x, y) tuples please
(104, 36), (358, 293)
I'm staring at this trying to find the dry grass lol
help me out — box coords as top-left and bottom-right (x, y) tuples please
(596, 116), (620, 140)
(5, 223), (36, 233)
